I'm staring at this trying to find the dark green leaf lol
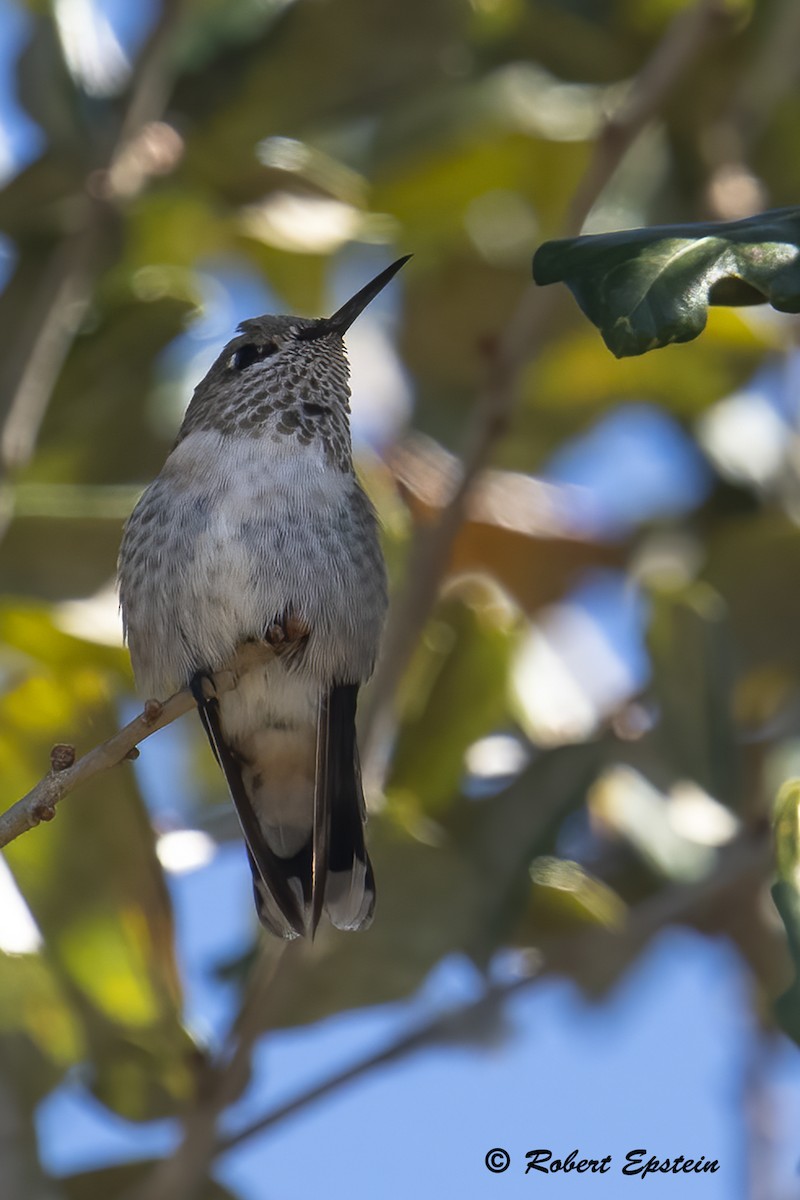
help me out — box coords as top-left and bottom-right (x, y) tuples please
(533, 206), (800, 357)
(772, 781), (800, 1044)
(705, 514), (800, 677)
(647, 582), (741, 810)
(772, 880), (800, 1047)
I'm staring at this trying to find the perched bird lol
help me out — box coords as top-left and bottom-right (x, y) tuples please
(118, 257), (410, 938)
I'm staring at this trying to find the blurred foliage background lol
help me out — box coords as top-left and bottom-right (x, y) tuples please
(3, 0), (800, 1196)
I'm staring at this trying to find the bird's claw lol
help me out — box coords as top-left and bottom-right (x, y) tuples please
(265, 613), (310, 648)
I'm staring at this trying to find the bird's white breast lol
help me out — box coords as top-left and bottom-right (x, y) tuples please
(121, 428), (383, 697)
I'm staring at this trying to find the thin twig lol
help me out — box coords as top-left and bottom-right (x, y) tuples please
(702, 0), (800, 220)
(704, 0), (800, 168)
(122, 944), (290, 1200)
(212, 944), (290, 1111)
(565, 0), (739, 232)
(361, 0), (736, 769)
(541, 825), (775, 990)
(0, 230), (99, 470)
(0, 641), (276, 851)
(114, 0), (184, 151)
(0, 0), (186, 474)
(217, 969), (538, 1155)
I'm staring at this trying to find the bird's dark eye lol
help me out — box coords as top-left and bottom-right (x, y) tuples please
(230, 340), (279, 371)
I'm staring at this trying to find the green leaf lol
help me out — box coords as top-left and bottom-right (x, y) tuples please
(1, 513), (132, 603)
(0, 956), (82, 1090)
(172, 0), (470, 205)
(386, 578), (521, 818)
(27, 289), (196, 487)
(533, 206), (800, 357)
(775, 779), (800, 885)
(766, 781), (800, 1045)
(0, 602), (198, 1120)
(705, 514), (800, 677)
(647, 582), (741, 810)
(373, 130), (588, 252)
(523, 855), (626, 934)
(773, 794), (800, 1045)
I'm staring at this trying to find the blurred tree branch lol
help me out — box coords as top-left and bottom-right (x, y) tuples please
(703, 0), (800, 219)
(122, 946), (289, 1200)
(361, 0), (739, 774)
(0, 641), (276, 850)
(115, 0), (184, 148)
(0, 0), (185, 477)
(218, 967), (539, 1158)
(565, 0), (739, 230)
(0, 1065), (60, 1200)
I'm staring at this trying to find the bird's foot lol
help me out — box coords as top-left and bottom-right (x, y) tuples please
(265, 612), (311, 649)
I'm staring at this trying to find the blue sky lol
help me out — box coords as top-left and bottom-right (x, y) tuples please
(4, 1), (800, 1196)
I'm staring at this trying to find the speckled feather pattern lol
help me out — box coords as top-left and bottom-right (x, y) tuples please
(118, 318), (387, 699)
(118, 428), (386, 698)
(177, 317), (355, 471)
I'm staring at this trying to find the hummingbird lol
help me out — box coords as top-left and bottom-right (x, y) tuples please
(118, 256), (409, 938)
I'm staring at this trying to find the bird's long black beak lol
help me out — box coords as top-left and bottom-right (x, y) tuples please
(304, 255), (411, 338)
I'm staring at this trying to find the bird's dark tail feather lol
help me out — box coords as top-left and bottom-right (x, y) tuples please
(191, 674), (374, 939)
(319, 684), (376, 933)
